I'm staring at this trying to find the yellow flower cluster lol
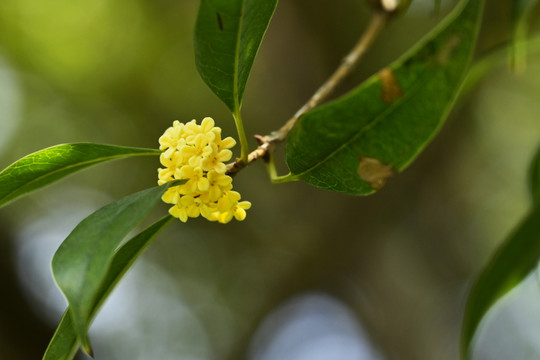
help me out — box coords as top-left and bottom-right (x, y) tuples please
(158, 117), (251, 223)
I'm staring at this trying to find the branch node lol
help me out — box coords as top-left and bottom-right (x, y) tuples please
(225, 10), (390, 177)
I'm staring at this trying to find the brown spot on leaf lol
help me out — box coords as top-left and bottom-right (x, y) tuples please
(357, 156), (394, 190)
(378, 68), (403, 104)
(437, 35), (460, 64)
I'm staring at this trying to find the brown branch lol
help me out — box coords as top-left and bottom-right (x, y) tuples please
(226, 10), (390, 176)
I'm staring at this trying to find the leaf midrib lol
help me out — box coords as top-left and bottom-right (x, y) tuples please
(233, 0), (247, 113)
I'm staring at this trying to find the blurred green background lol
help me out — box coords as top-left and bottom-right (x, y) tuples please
(0, 0), (540, 359)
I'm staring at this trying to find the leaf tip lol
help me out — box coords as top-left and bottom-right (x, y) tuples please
(82, 341), (94, 358)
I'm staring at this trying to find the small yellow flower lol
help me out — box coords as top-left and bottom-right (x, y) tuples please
(162, 186), (180, 204)
(176, 165), (209, 194)
(179, 134), (213, 168)
(201, 143), (233, 173)
(206, 170), (233, 202)
(158, 117), (251, 223)
(217, 190), (241, 212)
(159, 121), (186, 154)
(184, 117), (216, 144)
(233, 201), (252, 221)
(213, 190), (252, 224)
(169, 203), (188, 222)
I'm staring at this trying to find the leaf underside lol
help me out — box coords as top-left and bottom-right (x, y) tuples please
(285, 0), (484, 195)
(461, 203), (540, 359)
(461, 145), (540, 359)
(51, 183), (179, 354)
(43, 216), (173, 360)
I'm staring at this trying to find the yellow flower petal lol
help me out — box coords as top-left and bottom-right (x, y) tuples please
(178, 165), (194, 179)
(200, 117), (215, 132)
(234, 207), (247, 221)
(162, 188), (180, 204)
(238, 200), (252, 210)
(220, 137), (236, 150)
(169, 205), (188, 223)
(218, 211), (234, 224)
(187, 205), (200, 218)
(198, 177), (210, 192)
(218, 149), (233, 163)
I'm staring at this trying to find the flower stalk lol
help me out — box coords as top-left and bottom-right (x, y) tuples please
(232, 110), (250, 163)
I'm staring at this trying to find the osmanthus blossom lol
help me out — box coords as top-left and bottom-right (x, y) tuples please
(158, 117), (251, 223)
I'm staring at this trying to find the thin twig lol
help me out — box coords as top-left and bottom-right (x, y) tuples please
(226, 10), (390, 176)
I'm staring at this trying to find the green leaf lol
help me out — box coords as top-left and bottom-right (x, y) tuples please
(42, 310), (79, 360)
(510, 0), (539, 73)
(0, 143), (160, 208)
(285, 0), (484, 195)
(529, 144), (540, 204)
(461, 203), (540, 359)
(51, 184), (180, 354)
(43, 215), (173, 360)
(461, 32), (540, 100)
(194, 0), (278, 112)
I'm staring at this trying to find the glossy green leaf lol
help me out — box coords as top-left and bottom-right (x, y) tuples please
(510, 0), (538, 72)
(0, 143), (160, 208)
(43, 215), (173, 360)
(529, 145), (540, 204)
(194, 0), (278, 112)
(51, 184), (180, 354)
(285, 0), (484, 195)
(42, 310), (79, 360)
(461, 203), (540, 359)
